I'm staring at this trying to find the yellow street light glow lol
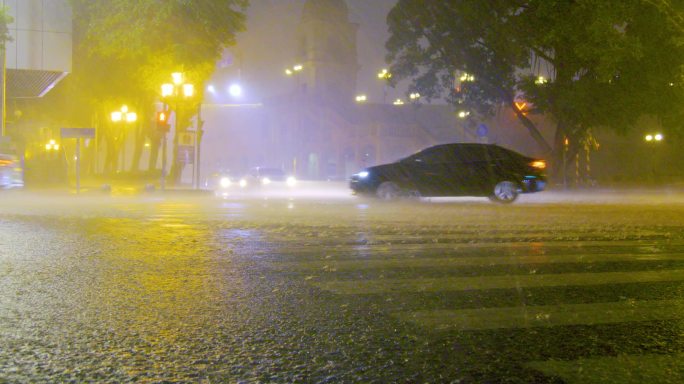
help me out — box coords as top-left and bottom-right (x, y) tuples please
(393, 99), (404, 105)
(535, 76), (548, 85)
(121, 105), (128, 113)
(285, 69), (293, 76)
(183, 83), (194, 97)
(45, 143), (51, 150)
(655, 133), (663, 141)
(355, 94), (367, 102)
(410, 92), (421, 100)
(111, 111), (123, 122)
(378, 69), (391, 79)
(126, 112), (137, 123)
(458, 111), (470, 118)
(293, 64), (303, 71)
(172, 72), (183, 85)
(460, 72), (475, 82)
(645, 134), (653, 141)
(161, 83), (174, 97)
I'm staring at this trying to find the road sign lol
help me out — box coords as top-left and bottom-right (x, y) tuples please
(61, 128), (95, 139)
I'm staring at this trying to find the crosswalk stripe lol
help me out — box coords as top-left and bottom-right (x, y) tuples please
(313, 269), (684, 295)
(396, 299), (684, 331)
(526, 353), (684, 384)
(273, 253), (684, 271)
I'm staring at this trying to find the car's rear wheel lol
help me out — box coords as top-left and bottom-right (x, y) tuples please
(376, 181), (402, 200)
(490, 181), (519, 203)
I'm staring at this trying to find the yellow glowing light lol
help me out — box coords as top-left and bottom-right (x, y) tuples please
(126, 112), (137, 123)
(378, 69), (391, 79)
(410, 92), (421, 99)
(530, 160), (547, 169)
(393, 99), (404, 105)
(45, 143), (51, 150)
(285, 69), (293, 76)
(458, 111), (470, 118)
(172, 72), (183, 85)
(183, 83), (194, 97)
(535, 76), (548, 85)
(355, 95), (367, 102)
(645, 134), (653, 142)
(111, 111), (123, 122)
(655, 133), (663, 141)
(161, 83), (174, 97)
(121, 105), (128, 113)
(293, 64), (303, 71)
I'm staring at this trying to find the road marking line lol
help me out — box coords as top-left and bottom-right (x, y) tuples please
(273, 253), (684, 271)
(398, 299), (684, 331)
(527, 353), (684, 384)
(313, 269), (684, 294)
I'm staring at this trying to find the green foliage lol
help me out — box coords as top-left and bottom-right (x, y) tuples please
(386, 0), (684, 152)
(0, 6), (13, 49)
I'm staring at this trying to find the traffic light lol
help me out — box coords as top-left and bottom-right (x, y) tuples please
(156, 111), (170, 132)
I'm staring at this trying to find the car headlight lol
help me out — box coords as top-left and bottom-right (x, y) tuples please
(219, 177), (231, 188)
(286, 176), (297, 187)
(239, 179), (248, 188)
(261, 177), (271, 185)
(358, 171), (369, 178)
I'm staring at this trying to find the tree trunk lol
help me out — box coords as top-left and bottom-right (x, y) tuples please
(130, 123), (144, 173)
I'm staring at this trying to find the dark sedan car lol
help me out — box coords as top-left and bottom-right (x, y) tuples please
(349, 143), (546, 203)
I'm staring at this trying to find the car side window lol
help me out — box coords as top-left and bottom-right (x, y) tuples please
(412, 147), (453, 164)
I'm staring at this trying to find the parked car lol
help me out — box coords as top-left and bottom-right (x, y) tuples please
(349, 143), (546, 203)
(0, 139), (23, 189)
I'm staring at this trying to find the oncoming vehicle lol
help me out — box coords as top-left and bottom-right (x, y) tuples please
(349, 143), (546, 203)
(239, 167), (297, 190)
(204, 170), (238, 197)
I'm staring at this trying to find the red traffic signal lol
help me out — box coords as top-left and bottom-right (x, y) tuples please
(156, 111), (170, 132)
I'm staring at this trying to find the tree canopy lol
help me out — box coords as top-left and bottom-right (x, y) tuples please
(60, 0), (247, 176)
(386, 0), (684, 164)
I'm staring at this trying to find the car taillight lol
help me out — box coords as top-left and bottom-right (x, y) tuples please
(529, 160), (546, 170)
(0, 159), (12, 167)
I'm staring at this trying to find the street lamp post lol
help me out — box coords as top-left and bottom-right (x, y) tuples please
(285, 64), (304, 176)
(377, 69), (392, 104)
(110, 105), (137, 173)
(161, 72), (195, 189)
(644, 132), (664, 182)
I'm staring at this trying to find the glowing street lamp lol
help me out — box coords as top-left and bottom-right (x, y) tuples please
(378, 69), (392, 104)
(355, 94), (367, 103)
(111, 104), (137, 172)
(410, 92), (421, 100)
(45, 139), (59, 151)
(393, 98), (404, 105)
(160, 72), (197, 190)
(458, 110), (470, 118)
(645, 133), (664, 142)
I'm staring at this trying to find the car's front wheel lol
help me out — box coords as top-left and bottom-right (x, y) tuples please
(489, 181), (519, 203)
(376, 181), (402, 200)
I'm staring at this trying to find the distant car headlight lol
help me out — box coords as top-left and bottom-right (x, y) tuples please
(286, 176), (297, 187)
(219, 177), (231, 188)
(261, 177), (271, 185)
(239, 179), (248, 188)
(358, 171), (369, 178)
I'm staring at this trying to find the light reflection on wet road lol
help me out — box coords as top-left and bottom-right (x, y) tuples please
(2, 189), (684, 382)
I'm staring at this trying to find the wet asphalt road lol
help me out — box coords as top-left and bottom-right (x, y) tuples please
(3, 187), (684, 383)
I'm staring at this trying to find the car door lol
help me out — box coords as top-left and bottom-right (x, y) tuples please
(405, 146), (469, 196)
(441, 145), (483, 195)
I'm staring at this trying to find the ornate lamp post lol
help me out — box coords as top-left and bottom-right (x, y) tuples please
(161, 72), (195, 189)
(110, 105), (137, 172)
